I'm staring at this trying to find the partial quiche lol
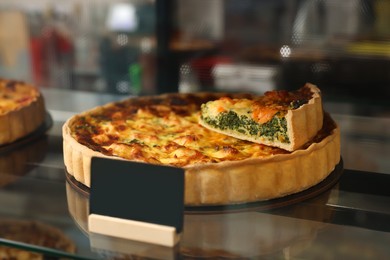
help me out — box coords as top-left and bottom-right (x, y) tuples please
(199, 83), (322, 151)
(0, 79), (46, 145)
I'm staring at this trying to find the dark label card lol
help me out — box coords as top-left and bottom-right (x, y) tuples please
(90, 157), (185, 232)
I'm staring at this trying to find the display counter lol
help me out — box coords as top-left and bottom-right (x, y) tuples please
(0, 88), (389, 259)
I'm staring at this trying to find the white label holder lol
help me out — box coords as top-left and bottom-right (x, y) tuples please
(88, 157), (185, 247)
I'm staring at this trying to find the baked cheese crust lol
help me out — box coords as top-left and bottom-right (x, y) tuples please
(63, 92), (340, 206)
(199, 83), (322, 151)
(0, 79), (46, 145)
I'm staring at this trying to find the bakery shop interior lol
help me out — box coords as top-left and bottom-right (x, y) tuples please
(0, 0), (389, 259)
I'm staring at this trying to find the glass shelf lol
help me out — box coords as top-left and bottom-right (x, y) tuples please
(0, 89), (389, 259)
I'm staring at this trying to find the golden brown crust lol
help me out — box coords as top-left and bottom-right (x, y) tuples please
(183, 124), (339, 205)
(0, 81), (46, 146)
(285, 83), (323, 151)
(62, 91), (340, 206)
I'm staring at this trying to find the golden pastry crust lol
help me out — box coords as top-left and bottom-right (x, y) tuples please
(62, 91), (340, 206)
(0, 80), (46, 145)
(285, 83), (323, 151)
(183, 123), (339, 205)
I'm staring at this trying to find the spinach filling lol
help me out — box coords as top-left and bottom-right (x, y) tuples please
(201, 110), (290, 143)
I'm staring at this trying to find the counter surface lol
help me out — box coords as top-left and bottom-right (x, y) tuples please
(0, 88), (389, 259)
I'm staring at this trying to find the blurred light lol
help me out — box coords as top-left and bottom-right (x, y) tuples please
(116, 81), (130, 93)
(106, 3), (138, 32)
(117, 34), (128, 46)
(311, 63), (331, 73)
(140, 38), (153, 53)
(179, 64), (191, 75)
(280, 45), (291, 58)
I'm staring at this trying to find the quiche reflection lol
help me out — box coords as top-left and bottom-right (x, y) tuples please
(66, 180), (337, 259)
(0, 135), (48, 187)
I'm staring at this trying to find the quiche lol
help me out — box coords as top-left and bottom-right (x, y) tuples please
(199, 83), (322, 151)
(0, 79), (46, 145)
(62, 87), (340, 206)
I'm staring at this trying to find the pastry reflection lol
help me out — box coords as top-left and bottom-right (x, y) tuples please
(66, 179), (337, 259)
(90, 233), (177, 260)
(0, 218), (76, 259)
(0, 135), (48, 187)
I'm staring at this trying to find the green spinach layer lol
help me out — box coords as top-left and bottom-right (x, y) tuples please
(201, 110), (290, 143)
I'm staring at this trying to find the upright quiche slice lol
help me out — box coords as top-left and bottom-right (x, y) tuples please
(199, 83), (322, 151)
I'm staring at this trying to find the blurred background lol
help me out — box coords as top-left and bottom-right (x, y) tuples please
(0, 0), (388, 103)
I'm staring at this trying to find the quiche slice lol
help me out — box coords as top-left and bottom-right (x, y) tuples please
(63, 90), (340, 206)
(0, 79), (46, 145)
(199, 83), (323, 151)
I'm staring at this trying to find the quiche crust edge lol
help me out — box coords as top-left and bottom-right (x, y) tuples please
(184, 124), (340, 205)
(0, 93), (45, 146)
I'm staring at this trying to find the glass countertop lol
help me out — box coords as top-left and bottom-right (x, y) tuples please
(0, 88), (389, 259)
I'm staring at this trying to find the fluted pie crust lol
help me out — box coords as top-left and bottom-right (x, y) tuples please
(0, 80), (46, 146)
(182, 122), (340, 205)
(63, 92), (340, 206)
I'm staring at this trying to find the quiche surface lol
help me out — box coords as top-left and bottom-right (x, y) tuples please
(63, 90), (340, 206)
(0, 79), (46, 145)
(199, 83), (322, 151)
